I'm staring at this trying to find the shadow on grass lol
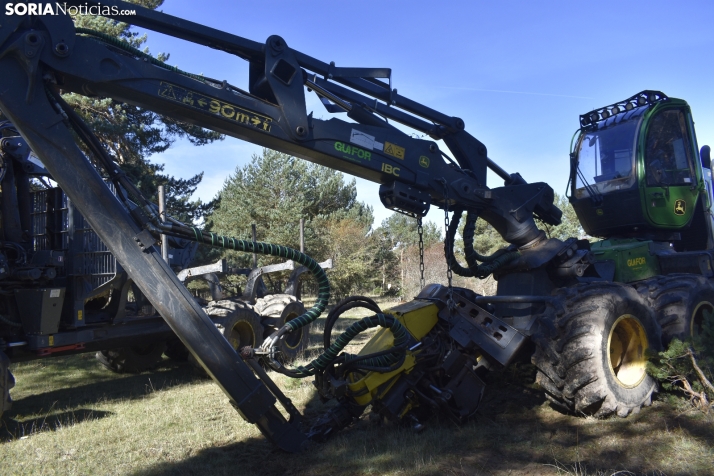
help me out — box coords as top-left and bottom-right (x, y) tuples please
(11, 353), (199, 392)
(129, 363), (714, 476)
(2, 358), (203, 441)
(129, 404), (714, 476)
(0, 408), (114, 440)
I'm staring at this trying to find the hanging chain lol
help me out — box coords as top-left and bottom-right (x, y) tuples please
(417, 216), (425, 290)
(441, 182), (456, 312)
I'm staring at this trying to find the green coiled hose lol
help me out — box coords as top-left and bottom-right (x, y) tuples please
(445, 208), (520, 279)
(288, 313), (409, 378)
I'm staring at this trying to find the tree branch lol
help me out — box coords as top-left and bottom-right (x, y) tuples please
(688, 348), (714, 396)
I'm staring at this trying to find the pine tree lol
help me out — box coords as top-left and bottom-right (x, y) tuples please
(377, 213), (442, 250)
(0, 1), (224, 222)
(373, 214), (442, 298)
(647, 310), (714, 411)
(322, 213), (378, 298)
(209, 149), (373, 267)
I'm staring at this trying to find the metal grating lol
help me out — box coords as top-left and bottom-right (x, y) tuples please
(31, 187), (117, 288)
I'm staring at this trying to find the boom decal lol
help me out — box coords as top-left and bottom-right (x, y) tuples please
(158, 82), (273, 132)
(383, 141), (405, 160)
(334, 141), (372, 162)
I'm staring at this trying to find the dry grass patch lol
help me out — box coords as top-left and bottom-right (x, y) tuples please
(1, 299), (713, 475)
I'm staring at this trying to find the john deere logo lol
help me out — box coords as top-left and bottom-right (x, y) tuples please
(674, 199), (686, 216)
(419, 155), (430, 168)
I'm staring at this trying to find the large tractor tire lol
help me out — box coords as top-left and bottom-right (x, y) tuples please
(254, 294), (309, 363)
(96, 341), (167, 374)
(187, 300), (263, 375)
(532, 282), (661, 418)
(635, 274), (714, 345)
(0, 351), (14, 419)
(206, 299), (264, 351)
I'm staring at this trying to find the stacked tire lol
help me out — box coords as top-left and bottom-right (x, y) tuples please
(205, 299), (264, 350)
(98, 294), (310, 375)
(254, 294), (309, 363)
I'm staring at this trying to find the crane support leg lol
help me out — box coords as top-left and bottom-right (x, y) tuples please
(0, 56), (305, 452)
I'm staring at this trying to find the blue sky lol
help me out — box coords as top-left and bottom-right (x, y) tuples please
(143, 0), (714, 228)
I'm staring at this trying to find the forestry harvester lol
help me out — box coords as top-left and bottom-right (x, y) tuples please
(0, 0), (712, 451)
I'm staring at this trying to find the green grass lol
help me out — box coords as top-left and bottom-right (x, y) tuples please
(1, 300), (713, 475)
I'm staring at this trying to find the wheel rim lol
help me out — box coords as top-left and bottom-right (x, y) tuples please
(690, 301), (714, 338)
(227, 321), (256, 350)
(608, 314), (649, 388)
(283, 310), (303, 350)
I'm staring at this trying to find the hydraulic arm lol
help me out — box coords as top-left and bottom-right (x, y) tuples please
(0, 0), (565, 449)
(0, 0), (561, 243)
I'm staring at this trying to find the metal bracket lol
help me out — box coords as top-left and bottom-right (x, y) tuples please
(379, 181), (431, 218)
(284, 258), (333, 298)
(176, 259), (228, 282)
(443, 297), (527, 367)
(133, 229), (157, 252)
(420, 284), (527, 366)
(0, 31), (46, 103)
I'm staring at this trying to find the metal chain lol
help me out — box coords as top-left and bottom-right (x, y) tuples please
(417, 216), (425, 290)
(441, 184), (455, 312)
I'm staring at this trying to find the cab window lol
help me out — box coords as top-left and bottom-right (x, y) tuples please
(574, 118), (639, 198)
(645, 109), (694, 187)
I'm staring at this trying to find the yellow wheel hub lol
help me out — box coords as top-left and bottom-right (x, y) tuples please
(228, 321), (256, 350)
(608, 315), (649, 388)
(691, 302), (714, 338)
(283, 311), (303, 350)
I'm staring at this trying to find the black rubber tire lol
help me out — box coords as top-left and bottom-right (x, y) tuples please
(635, 274), (714, 345)
(254, 294), (308, 362)
(0, 351), (14, 419)
(96, 341), (167, 374)
(164, 338), (190, 362)
(186, 300), (263, 375)
(532, 282), (662, 418)
(206, 299), (264, 350)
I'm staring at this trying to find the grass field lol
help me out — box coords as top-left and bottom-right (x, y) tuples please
(1, 304), (713, 475)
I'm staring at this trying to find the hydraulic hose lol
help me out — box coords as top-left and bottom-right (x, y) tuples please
(161, 225), (330, 333)
(445, 209), (520, 279)
(75, 28), (250, 98)
(283, 312), (410, 378)
(461, 211), (513, 265)
(323, 295), (381, 350)
(45, 86), (157, 216)
(444, 207), (473, 277)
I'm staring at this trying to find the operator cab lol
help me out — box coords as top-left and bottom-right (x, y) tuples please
(570, 91), (708, 250)
(574, 106), (643, 197)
